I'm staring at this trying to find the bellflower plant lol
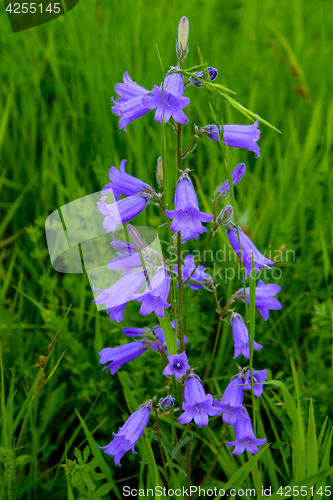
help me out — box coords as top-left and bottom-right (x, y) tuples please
(226, 410), (267, 455)
(165, 169), (213, 236)
(98, 340), (149, 375)
(216, 162), (246, 199)
(162, 351), (190, 379)
(202, 121), (261, 157)
(189, 66), (218, 86)
(235, 279), (282, 320)
(173, 254), (211, 290)
(92, 15), (285, 489)
(225, 221), (275, 279)
(111, 72), (151, 131)
(178, 373), (222, 427)
(214, 374), (245, 425)
(244, 369), (267, 397)
(97, 161), (156, 232)
(134, 266), (171, 318)
(142, 73), (190, 124)
(100, 401), (153, 465)
(230, 312), (263, 359)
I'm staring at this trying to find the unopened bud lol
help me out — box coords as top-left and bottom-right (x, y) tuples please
(158, 395), (175, 409)
(189, 67), (218, 87)
(217, 205), (233, 226)
(156, 157), (163, 186)
(127, 224), (146, 252)
(176, 16), (189, 61)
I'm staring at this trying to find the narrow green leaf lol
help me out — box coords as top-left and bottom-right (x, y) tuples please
(74, 447), (82, 463)
(214, 444), (269, 499)
(269, 467), (333, 499)
(291, 357), (306, 480)
(93, 483), (114, 497)
(314, 428), (333, 500)
(317, 417), (328, 454)
(117, 372), (138, 413)
(83, 445), (90, 464)
(75, 410), (121, 500)
(158, 310), (177, 356)
(171, 431), (193, 459)
(142, 422), (163, 496)
(265, 380), (298, 426)
(307, 399), (318, 477)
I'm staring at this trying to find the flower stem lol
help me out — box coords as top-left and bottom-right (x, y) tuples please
(202, 317), (222, 385)
(154, 407), (172, 489)
(183, 226), (217, 286)
(181, 130), (202, 159)
(190, 424), (228, 499)
(186, 422), (191, 489)
(176, 124), (185, 352)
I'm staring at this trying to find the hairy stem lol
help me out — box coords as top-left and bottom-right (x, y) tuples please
(176, 124), (185, 351)
(181, 130), (202, 159)
(202, 318), (222, 385)
(154, 407), (172, 489)
(183, 226), (216, 286)
(191, 425), (228, 499)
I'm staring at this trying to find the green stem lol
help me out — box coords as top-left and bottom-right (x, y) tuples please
(154, 407), (172, 491)
(183, 226), (216, 286)
(181, 130), (202, 159)
(202, 318), (222, 385)
(191, 425), (228, 499)
(185, 422), (191, 490)
(0, 336), (8, 449)
(176, 124), (185, 352)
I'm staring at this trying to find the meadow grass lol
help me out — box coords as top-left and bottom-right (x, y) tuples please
(0, 0), (332, 498)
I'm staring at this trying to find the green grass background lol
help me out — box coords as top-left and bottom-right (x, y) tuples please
(0, 0), (332, 498)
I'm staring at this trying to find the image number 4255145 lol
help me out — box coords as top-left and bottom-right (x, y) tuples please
(3, 0), (80, 32)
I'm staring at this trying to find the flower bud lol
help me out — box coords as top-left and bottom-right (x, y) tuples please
(158, 395), (175, 409)
(156, 157), (163, 186)
(189, 67), (218, 87)
(176, 16), (189, 61)
(217, 205), (233, 226)
(127, 224), (146, 252)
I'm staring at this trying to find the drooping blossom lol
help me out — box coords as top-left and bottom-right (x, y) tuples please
(226, 410), (266, 455)
(230, 312), (263, 359)
(102, 160), (152, 200)
(98, 340), (149, 375)
(134, 267), (171, 318)
(244, 369), (267, 397)
(121, 321), (187, 356)
(214, 374), (245, 425)
(112, 72), (151, 131)
(173, 254), (211, 290)
(235, 279), (282, 321)
(202, 121), (261, 157)
(163, 352), (190, 379)
(225, 222), (274, 279)
(142, 73), (190, 124)
(97, 162), (155, 232)
(108, 240), (142, 275)
(100, 401), (153, 465)
(178, 373), (222, 427)
(215, 163), (246, 199)
(97, 195), (150, 232)
(151, 321), (188, 356)
(165, 170), (213, 237)
(189, 67), (218, 86)
(93, 270), (148, 323)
